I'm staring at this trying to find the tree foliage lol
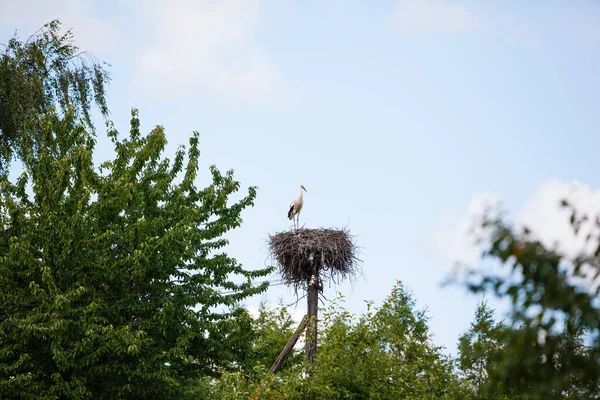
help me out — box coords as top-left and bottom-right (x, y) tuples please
(457, 205), (600, 398)
(458, 300), (508, 398)
(209, 281), (469, 400)
(303, 283), (466, 399)
(0, 20), (110, 172)
(243, 301), (304, 375)
(0, 107), (271, 399)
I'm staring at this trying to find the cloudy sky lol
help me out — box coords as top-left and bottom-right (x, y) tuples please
(2, 0), (600, 355)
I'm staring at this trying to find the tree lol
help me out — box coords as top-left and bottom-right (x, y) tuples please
(458, 205), (600, 398)
(311, 281), (467, 399)
(457, 300), (512, 399)
(0, 20), (110, 172)
(0, 107), (272, 399)
(210, 281), (470, 400)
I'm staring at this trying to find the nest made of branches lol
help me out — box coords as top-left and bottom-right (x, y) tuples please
(268, 228), (360, 291)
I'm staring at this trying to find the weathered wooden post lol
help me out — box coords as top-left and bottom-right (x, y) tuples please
(267, 228), (359, 373)
(305, 273), (319, 364)
(268, 314), (308, 375)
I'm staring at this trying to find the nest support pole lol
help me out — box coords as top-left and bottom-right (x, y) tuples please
(306, 273), (319, 368)
(268, 314), (308, 375)
(267, 228), (360, 374)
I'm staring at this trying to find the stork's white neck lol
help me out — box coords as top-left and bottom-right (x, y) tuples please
(298, 186), (304, 198)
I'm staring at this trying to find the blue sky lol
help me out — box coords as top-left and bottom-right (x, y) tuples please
(2, 0), (600, 355)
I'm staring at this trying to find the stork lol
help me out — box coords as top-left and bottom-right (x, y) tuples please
(287, 184), (307, 229)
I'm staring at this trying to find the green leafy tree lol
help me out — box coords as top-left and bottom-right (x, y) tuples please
(0, 20), (110, 171)
(457, 300), (513, 399)
(0, 107), (271, 399)
(458, 205), (600, 398)
(210, 281), (469, 400)
(302, 283), (465, 399)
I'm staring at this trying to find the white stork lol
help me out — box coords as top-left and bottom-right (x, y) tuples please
(287, 184), (307, 229)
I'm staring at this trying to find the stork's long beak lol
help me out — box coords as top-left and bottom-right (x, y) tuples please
(302, 186), (307, 192)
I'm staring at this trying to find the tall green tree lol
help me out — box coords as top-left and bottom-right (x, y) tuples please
(458, 300), (513, 399)
(0, 20), (109, 172)
(0, 107), (271, 399)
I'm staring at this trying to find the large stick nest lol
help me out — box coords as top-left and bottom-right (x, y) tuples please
(268, 228), (360, 290)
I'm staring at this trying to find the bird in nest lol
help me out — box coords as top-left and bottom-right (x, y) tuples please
(287, 184), (307, 230)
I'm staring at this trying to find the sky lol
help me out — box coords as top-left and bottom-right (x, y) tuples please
(1, 0), (600, 356)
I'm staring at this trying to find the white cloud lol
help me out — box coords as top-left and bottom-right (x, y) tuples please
(428, 193), (499, 266)
(129, 0), (282, 103)
(394, 0), (480, 32)
(1, 0), (284, 104)
(430, 178), (600, 285)
(0, 0), (118, 56)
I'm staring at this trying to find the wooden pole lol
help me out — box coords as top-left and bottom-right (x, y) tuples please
(306, 273), (319, 366)
(268, 314), (308, 375)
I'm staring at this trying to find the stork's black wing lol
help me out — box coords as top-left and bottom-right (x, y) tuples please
(287, 204), (294, 219)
